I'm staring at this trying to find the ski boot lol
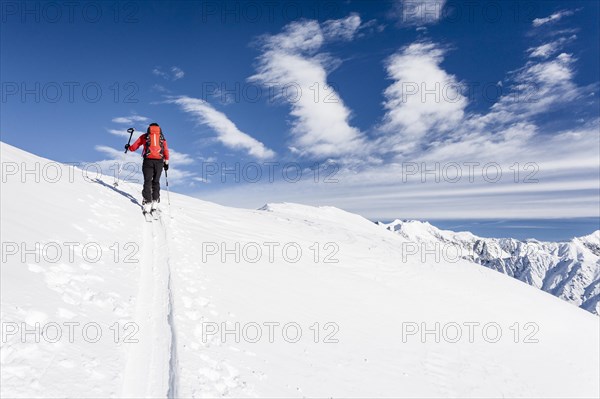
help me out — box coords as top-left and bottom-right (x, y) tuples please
(142, 200), (152, 214)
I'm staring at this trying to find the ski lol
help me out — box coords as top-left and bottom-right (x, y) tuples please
(143, 211), (153, 222)
(151, 209), (161, 220)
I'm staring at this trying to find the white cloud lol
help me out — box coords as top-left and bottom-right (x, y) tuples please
(250, 16), (366, 158)
(107, 128), (131, 138)
(153, 66), (185, 81)
(112, 115), (149, 124)
(489, 51), (580, 119)
(168, 95), (275, 160)
(528, 42), (559, 59)
(360, 19), (386, 35)
(152, 84), (171, 93)
(264, 20), (324, 53)
(532, 9), (575, 27)
(379, 42), (467, 155)
(167, 148), (195, 165)
(152, 68), (167, 79)
(322, 13), (362, 42)
(95, 144), (137, 160)
(527, 36), (576, 59)
(392, 36), (590, 160)
(171, 66), (185, 80)
(396, 0), (447, 26)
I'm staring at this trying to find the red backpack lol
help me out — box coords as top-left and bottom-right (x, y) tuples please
(144, 124), (166, 159)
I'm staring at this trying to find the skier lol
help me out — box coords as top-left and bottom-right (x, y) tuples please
(125, 123), (170, 214)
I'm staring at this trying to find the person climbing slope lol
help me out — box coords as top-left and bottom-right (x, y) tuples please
(125, 122), (170, 214)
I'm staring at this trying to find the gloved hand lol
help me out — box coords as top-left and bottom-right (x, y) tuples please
(164, 161), (169, 171)
(124, 144), (130, 151)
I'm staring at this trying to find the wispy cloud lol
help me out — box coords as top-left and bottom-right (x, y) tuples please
(95, 145), (135, 159)
(170, 66), (185, 80)
(168, 95), (275, 160)
(532, 9), (576, 27)
(322, 13), (362, 41)
(490, 52), (581, 120)
(107, 128), (131, 138)
(153, 66), (185, 81)
(112, 115), (149, 124)
(152, 84), (171, 93)
(250, 16), (366, 158)
(527, 36), (576, 59)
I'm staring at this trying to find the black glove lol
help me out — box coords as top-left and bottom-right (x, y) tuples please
(164, 162), (169, 171)
(124, 144), (130, 151)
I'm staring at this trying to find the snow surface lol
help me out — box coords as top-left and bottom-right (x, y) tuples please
(1, 142), (599, 398)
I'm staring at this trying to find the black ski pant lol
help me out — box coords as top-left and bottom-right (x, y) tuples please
(142, 158), (163, 203)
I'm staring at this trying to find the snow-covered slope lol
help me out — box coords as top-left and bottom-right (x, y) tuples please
(377, 220), (600, 315)
(1, 142), (599, 398)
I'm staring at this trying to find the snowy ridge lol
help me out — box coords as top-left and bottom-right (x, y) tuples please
(377, 219), (600, 314)
(1, 142), (599, 398)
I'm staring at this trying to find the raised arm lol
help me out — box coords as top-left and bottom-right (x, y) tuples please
(127, 134), (146, 152)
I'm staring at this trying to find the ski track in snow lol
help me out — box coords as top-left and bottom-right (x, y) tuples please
(121, 212), (177, 398)
(161, 214), (180, 399)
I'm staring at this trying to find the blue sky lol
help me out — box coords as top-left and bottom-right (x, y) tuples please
(1, 0), (599, 223)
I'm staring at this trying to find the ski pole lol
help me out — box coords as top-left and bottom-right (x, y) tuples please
(115, 128), (135, 187)
(165, 169), (171, 207)
(124, 127), (135, 153)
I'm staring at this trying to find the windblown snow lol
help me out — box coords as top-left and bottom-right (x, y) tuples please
(1, 142), (599, 398)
